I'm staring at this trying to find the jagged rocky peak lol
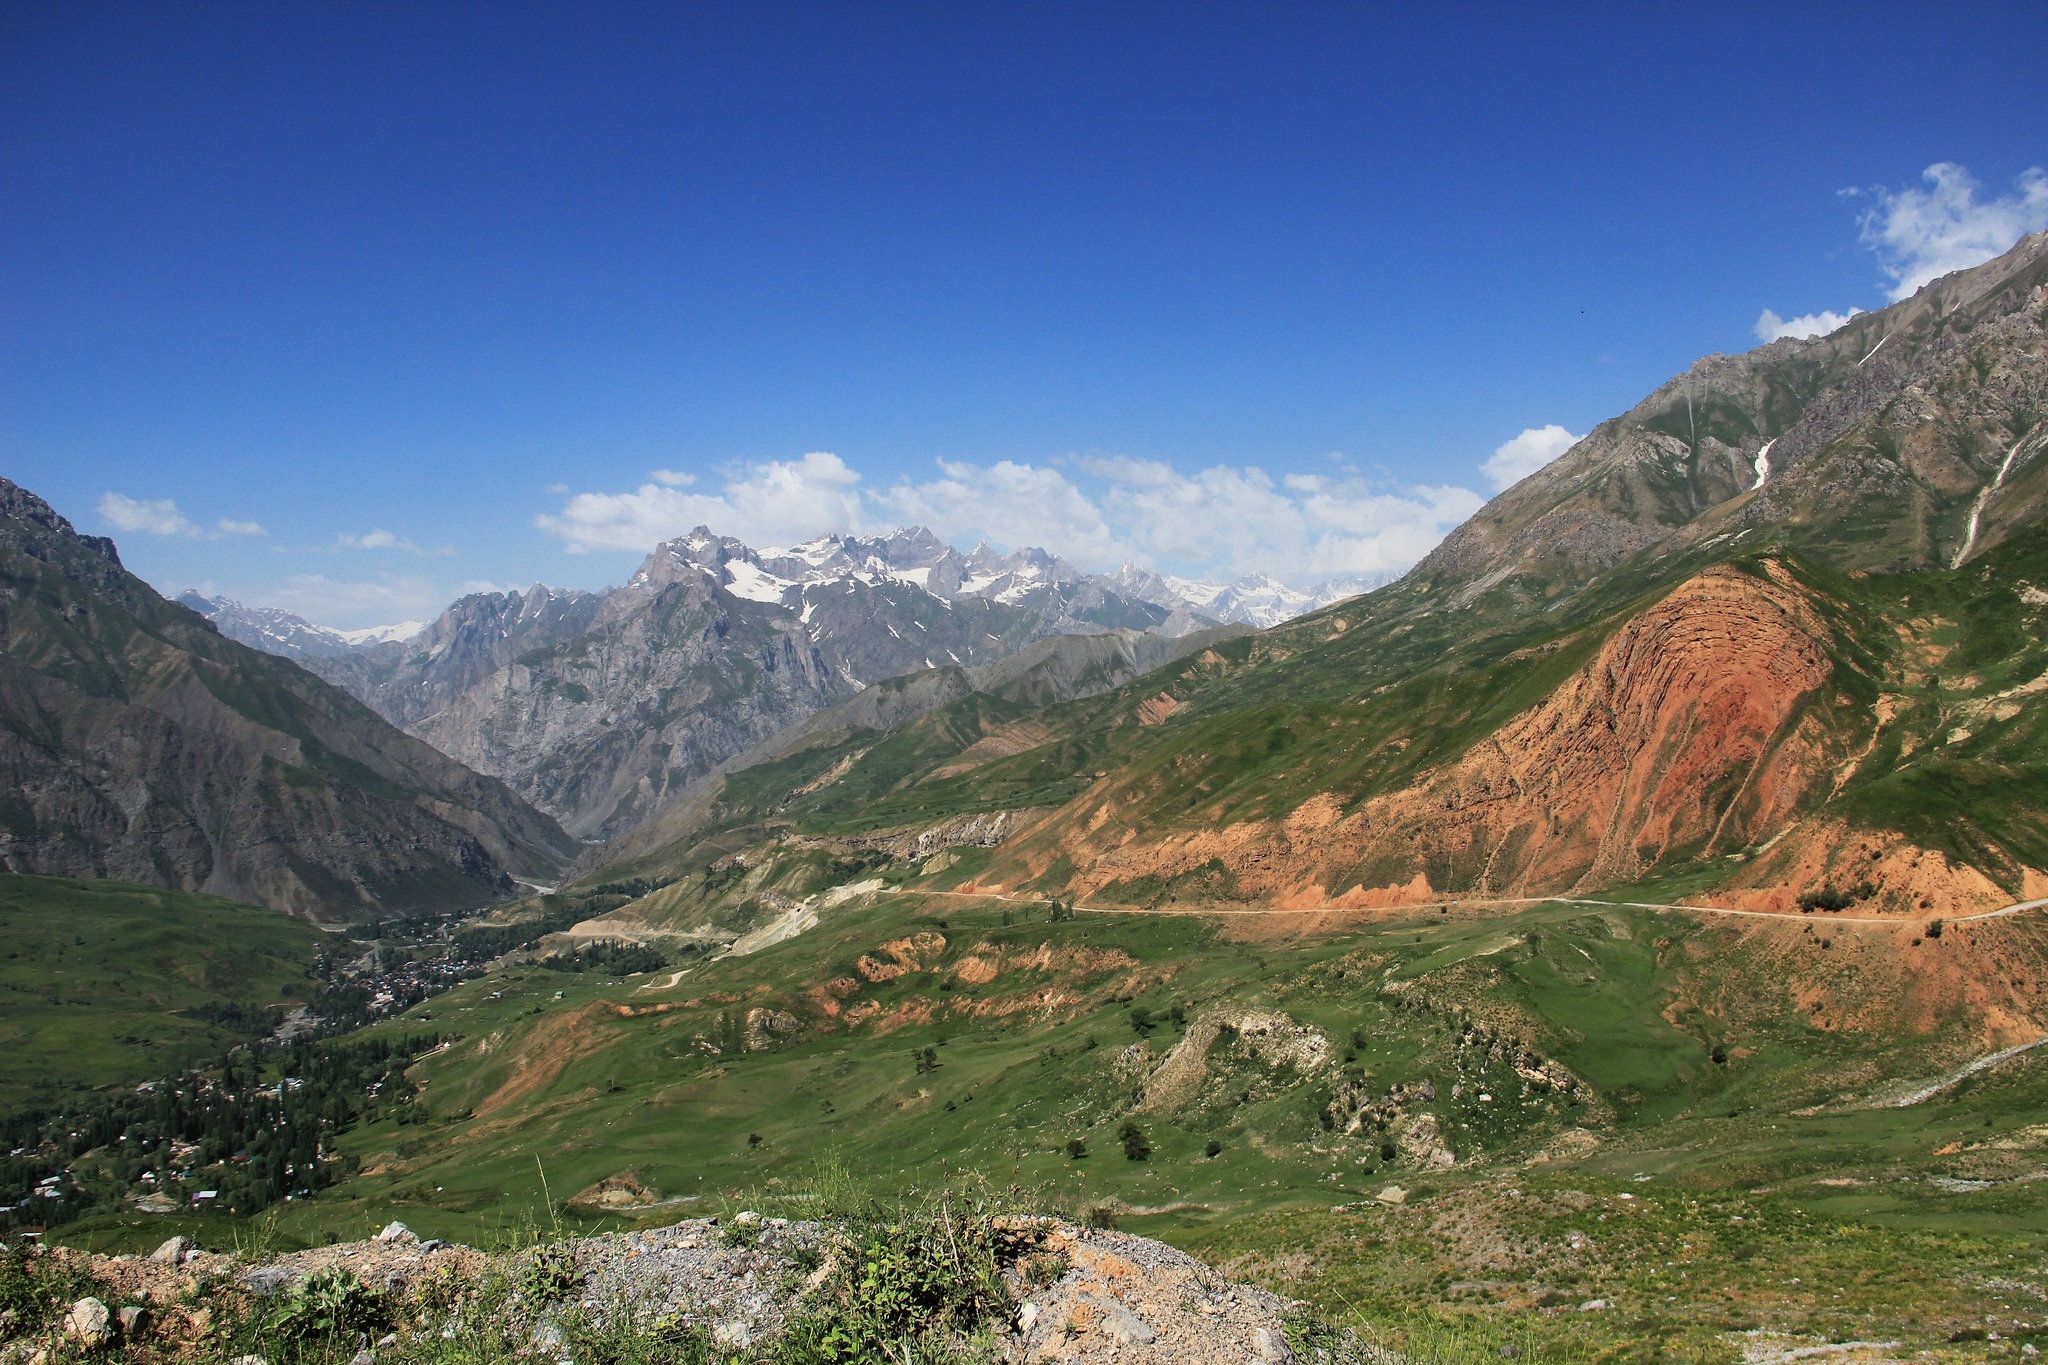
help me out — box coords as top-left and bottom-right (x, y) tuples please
(759, 526), (960, 581)
(424, 581), (598, 638)
(0, 477), (122, 565)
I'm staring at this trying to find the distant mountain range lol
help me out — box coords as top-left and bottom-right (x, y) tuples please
(175, 592), (424, 660)
(180, 529), (1380, 838)
(183, 534), (1377, 659)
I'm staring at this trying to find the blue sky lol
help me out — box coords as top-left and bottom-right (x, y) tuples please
(4, 3), (2045, 626)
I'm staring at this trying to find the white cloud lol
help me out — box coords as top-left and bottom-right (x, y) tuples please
(536, 451), (869, 553)
(336, 529), (453, 556)
(99, 492), (198, 537)
(254, 574), (501, 631)
(539, 449), (1485, 588)
(100, 493), (277, 540)
(876, 459), (1129, 567)
(649, 469), (695, 486)
(1480, 425), (1582, 491)
(1753, 307), (1864, 343)
(1078, 457), (1483, 582)
(1861, 162), (2048, 301)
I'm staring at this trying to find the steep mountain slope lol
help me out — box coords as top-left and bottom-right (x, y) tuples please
(301, 582), (607, 732)
(591, 622), (1253, 870)
(0, 477), (575, 922)
(1416, 230), (2048, 608)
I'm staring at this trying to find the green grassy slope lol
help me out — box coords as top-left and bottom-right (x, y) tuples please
(0, 874), (328, 1108)
(46, 887), (2048, 1356)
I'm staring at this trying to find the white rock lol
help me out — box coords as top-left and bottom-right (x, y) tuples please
(1078, 1293), (1157, 1346)
(63, 1298), (111, 1346)
(714, 1320), (753, 1348)
(1017, 1300), (1040, 1332)
(150, 1236), (189, 1263)
(1251, 1325), (1296, 1362)
(375, 1221), (416, 1243)
(231, 1356), (271, 1365)
(1578, 1299), (1607, 1312)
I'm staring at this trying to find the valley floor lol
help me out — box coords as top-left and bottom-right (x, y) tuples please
(34, 884), (2048, 1363)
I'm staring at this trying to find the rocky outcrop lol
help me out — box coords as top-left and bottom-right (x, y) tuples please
(4, 1215), (1329, 1364)
(0, 477), (575, 922)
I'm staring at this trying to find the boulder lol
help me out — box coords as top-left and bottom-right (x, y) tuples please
(62, 1298), (111, 1347)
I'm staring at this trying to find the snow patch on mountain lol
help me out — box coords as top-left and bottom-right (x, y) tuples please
(337, 620), (426, 645)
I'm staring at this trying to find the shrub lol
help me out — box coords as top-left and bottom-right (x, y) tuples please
(266, 1267), (388, 1346)
(1118, 1120), (1151, 1161)
(774, 1196), (1014, 1362)
(522, 1241), (579, 1304)
(1203, 1139), (1223, 1158)
(1066, 1139), (1087, 1159)
(0, 1243), (95, 1337)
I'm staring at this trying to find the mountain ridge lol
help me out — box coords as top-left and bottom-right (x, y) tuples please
(0, 476), (576, 923)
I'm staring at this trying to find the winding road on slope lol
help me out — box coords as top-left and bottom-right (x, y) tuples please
(902, 887), (2048, 926)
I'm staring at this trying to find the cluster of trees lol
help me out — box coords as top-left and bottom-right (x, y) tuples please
(0, 1034), (440, 1232)
(538, 941), (670, 976)
(1798, 881), (1877, 913)
(452, 902), (593, 960)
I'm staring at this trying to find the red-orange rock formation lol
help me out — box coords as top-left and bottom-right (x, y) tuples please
(1006, 564), (1850, 906)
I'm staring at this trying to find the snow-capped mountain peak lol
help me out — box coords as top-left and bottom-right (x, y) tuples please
(177, 592), (423, 660)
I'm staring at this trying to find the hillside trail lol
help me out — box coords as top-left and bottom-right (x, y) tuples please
(904, 887), (2048, 927)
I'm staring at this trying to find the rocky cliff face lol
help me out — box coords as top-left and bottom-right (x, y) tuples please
(0, 477), (576, 924)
